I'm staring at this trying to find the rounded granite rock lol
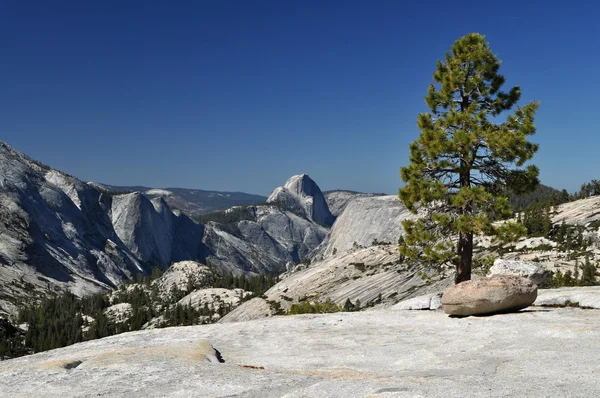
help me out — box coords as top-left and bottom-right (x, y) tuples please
(442, 275), (537, 316)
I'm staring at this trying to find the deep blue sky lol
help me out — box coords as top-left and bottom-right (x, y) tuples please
(1, 1), (598, 195)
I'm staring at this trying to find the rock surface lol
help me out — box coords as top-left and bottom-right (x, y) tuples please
(222, 194), (450, 323)
(488, 259), (551, 285)
(442, 275), (537, 316)
(152, 261), (214, 299)
(266, 174), (335, 227)
(221, 245), (453, 322)
(2, 308), (600, 397)
(551, 195), (600, 225)
(312, 195), (415, 260)
(535, 286), (600, 309)
(178, 288), (248, 313)
(323, 190), (382, 217)
(0, 141), (146, 314)
(202, 205), (328, 275)
(104, 303), (133, 324)
(392, 292), (443, 310)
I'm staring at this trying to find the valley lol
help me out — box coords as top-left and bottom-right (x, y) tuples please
(1, 140), (600, 363)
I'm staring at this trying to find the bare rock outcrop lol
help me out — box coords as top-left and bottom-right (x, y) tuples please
(3, 308), (600, 396)
(313, 195), (415, 260)
(535, 286), (600, 309)
(392, 292), (443, 310)
(324, 190), (382, 217)
(153, 261), (214, 299)
(202, 204), (328, 276)
(0, 141), (336, 314)
(221, 245), (453, 322)
(488, 259), (550, 285)
(267, 174), (335, 227)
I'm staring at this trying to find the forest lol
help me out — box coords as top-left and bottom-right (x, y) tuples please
(0, 270), (277, 360)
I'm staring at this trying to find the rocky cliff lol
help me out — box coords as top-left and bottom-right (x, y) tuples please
(0, 141), (145, 314)
(202, 204), (328, 276)
(312, 195), (416, 260)
(267, 174), (335, 227)
(0, 142), (334, 314)
(323, 190), (383, 217)
(221, 195), (442, 323)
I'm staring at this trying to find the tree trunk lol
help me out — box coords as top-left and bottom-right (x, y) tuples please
(456, 158), (472, 284)
(456, 231), (473, 284)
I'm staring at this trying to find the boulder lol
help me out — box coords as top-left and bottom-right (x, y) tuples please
(488, 259), (550, 285)
(442, 275), (537, 316)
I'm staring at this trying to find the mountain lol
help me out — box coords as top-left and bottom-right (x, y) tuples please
(323, 190), (386, 217)
(0, 141), (212, 314)
(0, 142), (333, 315)
(92, 183), (266, 217)
(220, 195), (447, 323)
(197, 176), (333, 275)
(267, 174), (335, 227)
(312, 195), (414, 260)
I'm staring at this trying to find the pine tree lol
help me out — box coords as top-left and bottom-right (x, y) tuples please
(580, 256), (597, 286)
(399, 33), (539, 283)
(343, 298), (354, 312)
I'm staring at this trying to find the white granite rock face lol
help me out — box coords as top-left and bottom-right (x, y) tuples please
(203, 204), (329, 276)
(0, 141), (145, 314)
(104, 303), (133, 324)
(267, 174), (335, 227)
(489, 259), (551, 285)
(392, 292), (443, 310)
(324, 190), (382, 217)
(221, 245), (453, 323)
(2, 308), (600, 397)
(153, 261), (214, 299)
(178, 288), (248, 312)
(312, 195), (416, 260)
(552, 196), (600, 226)
(535, 286), (600, 309)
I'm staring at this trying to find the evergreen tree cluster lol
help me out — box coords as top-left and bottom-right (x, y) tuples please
(15, 293), (109, 356)
(192, 206), (257, 236)
(162, 301), (234, 327)
(212, 272), (278, 297)
(287, 298), (343, 315)
(518, 202), (553, 237)
(0, 318), (26, 360)
(572, 180), (600, 200)
(541, 257), (598, 288)
(508, 184), (569, 213)
(3, 266), (278, 361)
(549, 222), (591, 252)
